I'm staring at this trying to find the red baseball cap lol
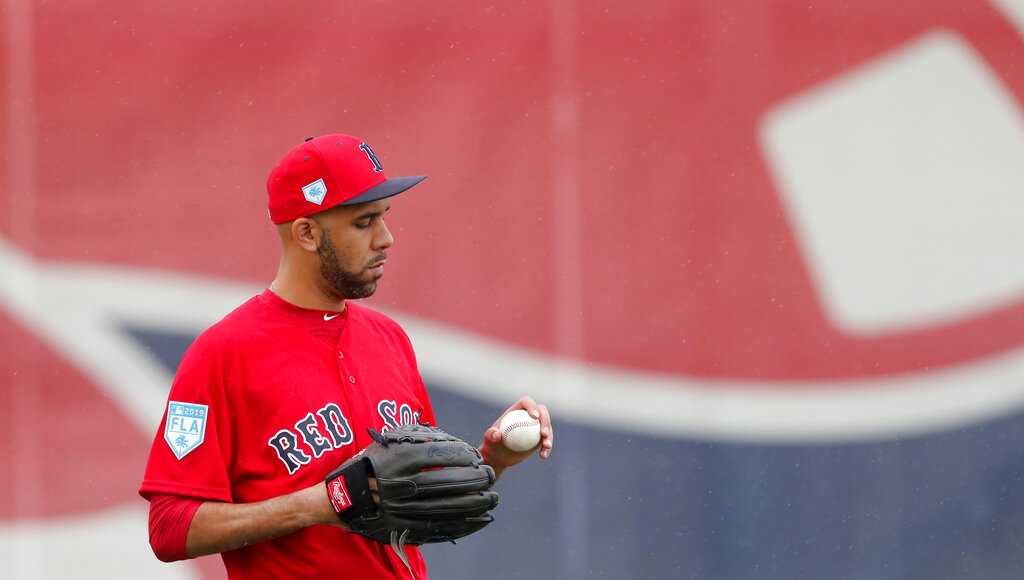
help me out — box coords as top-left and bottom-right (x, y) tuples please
(266, 134), (427, 224)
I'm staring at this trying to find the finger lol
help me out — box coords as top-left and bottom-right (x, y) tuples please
(485, 427), (502, 444)
(368, 477), (378, 492)
(518, 395), (539, 419)
(400, 441), (483, 470)
(388, 491), (500, 518)
(407, 465), (495, 497)
(498, 395), (537, 421)
(536, 404), (553, 458)
(537, 404), (552, 435)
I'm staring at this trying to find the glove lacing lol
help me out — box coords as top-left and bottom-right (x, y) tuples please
(390, 529), (415, 580)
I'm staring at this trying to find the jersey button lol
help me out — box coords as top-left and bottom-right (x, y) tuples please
(338, 351), (344, 359)
(349, 375), (356, 384)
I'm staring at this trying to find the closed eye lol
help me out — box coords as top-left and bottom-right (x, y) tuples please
(353, 206), (390, 229)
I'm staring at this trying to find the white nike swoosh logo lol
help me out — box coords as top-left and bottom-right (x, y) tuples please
(324, 313), (339, 321)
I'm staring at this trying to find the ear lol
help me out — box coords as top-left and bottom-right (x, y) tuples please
(291, 218), (321, 253)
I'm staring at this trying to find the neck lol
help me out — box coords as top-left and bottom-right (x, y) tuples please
(269, 258), (346, 313)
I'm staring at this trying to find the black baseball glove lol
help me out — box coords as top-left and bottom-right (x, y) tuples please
(324, 424), (499, 566)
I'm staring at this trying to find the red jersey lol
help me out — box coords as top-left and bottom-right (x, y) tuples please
(140, 289), (435, 579)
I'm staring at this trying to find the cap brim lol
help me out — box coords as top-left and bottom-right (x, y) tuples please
(340, 175), (427, 206)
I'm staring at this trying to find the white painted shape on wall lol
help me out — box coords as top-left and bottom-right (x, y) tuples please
(761, 30), (1024, 335)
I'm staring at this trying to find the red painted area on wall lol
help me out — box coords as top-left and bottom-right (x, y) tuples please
(2, 0), (1024, 387)
(0, 311), (148, 519)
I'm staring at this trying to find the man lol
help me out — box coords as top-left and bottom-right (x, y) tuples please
(139, 134), (554, 579)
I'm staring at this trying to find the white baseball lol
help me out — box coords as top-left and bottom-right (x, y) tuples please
(498, 409), (542, 452)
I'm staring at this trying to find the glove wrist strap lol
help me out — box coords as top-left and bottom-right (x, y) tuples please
(324, 457), (375, 523)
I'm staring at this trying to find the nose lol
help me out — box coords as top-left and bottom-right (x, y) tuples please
(374, 219), (394, 250)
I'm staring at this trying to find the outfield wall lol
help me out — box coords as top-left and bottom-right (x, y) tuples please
(3, 2), (1024, 578)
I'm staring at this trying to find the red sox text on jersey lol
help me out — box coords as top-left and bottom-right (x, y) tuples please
(268, 399), (422, 474)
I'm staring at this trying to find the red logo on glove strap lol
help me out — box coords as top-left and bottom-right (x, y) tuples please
(327, 476), (352, 513)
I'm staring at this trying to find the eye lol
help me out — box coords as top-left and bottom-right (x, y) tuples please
(355, 219), (372, 229)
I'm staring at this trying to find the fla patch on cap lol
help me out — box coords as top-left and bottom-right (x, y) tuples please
(302, 178), (327, 205)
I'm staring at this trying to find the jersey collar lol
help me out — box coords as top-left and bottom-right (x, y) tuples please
(258, 288), (350, 329)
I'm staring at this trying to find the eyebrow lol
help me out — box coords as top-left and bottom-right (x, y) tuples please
(353, 206), (390, 221)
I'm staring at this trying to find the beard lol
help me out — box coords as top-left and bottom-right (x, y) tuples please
(316, 230), (379, 300)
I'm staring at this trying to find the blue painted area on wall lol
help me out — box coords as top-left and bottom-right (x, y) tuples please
(124, 324), (1024, 580)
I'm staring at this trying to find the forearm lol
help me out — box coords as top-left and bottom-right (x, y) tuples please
(186, 483), (340, 557)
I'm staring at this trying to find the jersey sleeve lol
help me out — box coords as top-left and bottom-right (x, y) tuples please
(139, 332), (235, 503)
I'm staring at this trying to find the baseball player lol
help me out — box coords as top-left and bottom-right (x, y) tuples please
(139, 134), (554, 579)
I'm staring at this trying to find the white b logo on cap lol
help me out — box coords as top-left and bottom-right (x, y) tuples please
(302, 178), (327, 205)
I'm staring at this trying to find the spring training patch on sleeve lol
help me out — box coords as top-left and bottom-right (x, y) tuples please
(164, 401), (209, 460)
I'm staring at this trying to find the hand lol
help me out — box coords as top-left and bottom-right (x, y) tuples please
(480, 396), (554, 478)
